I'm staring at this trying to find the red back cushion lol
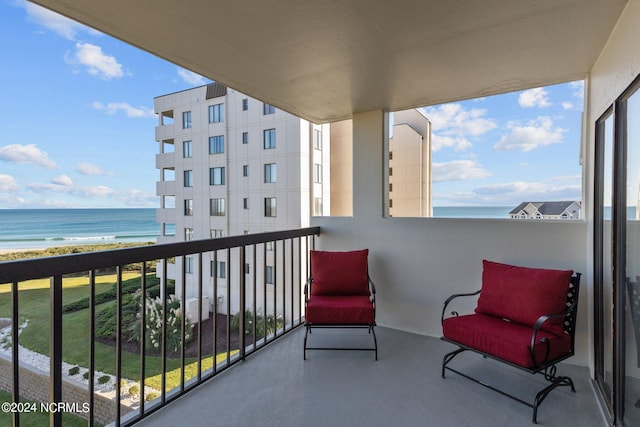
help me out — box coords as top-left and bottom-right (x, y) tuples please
(310, 249), (370, 296)
(475, 260), (573, 334)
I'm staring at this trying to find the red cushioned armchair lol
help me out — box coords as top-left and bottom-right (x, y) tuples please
(441, 260), (581, 424)
(303, 249), (378, 360)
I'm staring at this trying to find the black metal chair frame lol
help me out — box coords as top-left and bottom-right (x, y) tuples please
(303, 275), (378, 360)
(440, 273), (581, 424)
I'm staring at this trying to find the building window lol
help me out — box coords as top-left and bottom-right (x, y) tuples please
(263, 128), (276, 149)
(263, 103), (276, 115)
(265, 265), (275, 284)
(184, 199), (193, 216)
(264, 163), (277, 183)
(243, 165), (249, 177)
(264, 197), (277, 217)
(242, 98), (248, 111)
(210, 198), (226, 216)
(209, 135), (225, 154)
(210, 167), (226, 185)
(185, 256), (194, 273)
(245, 263), (251, 274)
(266, 241), (275, 251)
(182, 111), (191, 129)
(314, 163), (322, 183)
(211, 261), (226, 278)
(209, 103), (224, 123)
(185, 228), (194, 241)
(183, 140), (192, 158)
(242, 132), (249, 144)
(211, 229), (225, 238)
(243, 198), (250, 209)
(184, 170), (193, 187)
(313, 129), (322, 150)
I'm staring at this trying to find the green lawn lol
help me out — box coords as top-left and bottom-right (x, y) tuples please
(0, 274), (237, 394)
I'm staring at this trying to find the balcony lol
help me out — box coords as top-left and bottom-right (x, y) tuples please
(0, 225), (608, 426)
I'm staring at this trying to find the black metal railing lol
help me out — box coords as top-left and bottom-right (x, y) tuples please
(0, 226), (319, 427)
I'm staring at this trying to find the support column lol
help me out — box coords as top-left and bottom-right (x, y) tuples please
(352, 110), (389, 220)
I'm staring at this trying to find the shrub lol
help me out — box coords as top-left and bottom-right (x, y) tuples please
(231, 310), (283, 339)
(98, 375), (111, 385)
(145, 392), (159, 402)
(128, 385), (140, 397)
(140, 295), (193, 353)
(68, 366), (80, 376)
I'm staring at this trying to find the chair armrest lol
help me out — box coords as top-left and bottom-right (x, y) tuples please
(529, 299), (578, 367)
(368, 275), (377, 294)
(441, 290), (481, 325)
(304, 278), (313, 302)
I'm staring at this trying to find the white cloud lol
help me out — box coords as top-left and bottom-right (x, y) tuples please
(0, 174), (20, 192)
(494, 116), (565, 152)
(51, 174), (73, 186)
(69, 43), (123, 80)
(92, 102), (154, 118)
(424, 104), (496, 136)
(431, 135), (472, 152)
(473, 180), (581, 200)
(23, 2), (98, 40)
(422, 103), (497, 153)
(432, 160), (492, 182)
(569, 80), (585, 98)
(28, 182), (115, 198)
(178, 68), (206, 85)
(0, 144), (57, 168)
(518, 87), (551, 108)
(76, 162), (112, 176)
(562, 102), (574, 110)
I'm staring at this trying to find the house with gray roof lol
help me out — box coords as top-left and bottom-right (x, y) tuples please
(509, 201), (581, 220)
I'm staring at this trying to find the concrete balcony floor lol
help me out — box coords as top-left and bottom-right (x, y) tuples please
(136, 326), (605, 427)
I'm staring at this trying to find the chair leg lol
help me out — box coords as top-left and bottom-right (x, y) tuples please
(303, 325), (310, 360)
(532, 369), (575, 423)
(441, 348), (465, 378)
(371, 326), (378, 360)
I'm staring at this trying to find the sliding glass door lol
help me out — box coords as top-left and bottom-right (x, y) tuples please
(595, 75), (640, 426)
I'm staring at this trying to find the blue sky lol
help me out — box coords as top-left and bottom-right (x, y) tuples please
(424, 82), (584, 207)
(0, 1), (583, 209)
(0, 1), (211, 209)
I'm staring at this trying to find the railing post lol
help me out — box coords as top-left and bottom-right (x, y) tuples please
(50, 275), (63, 427)
(239, 246), (246, 360)
(11, 282), (20, 427)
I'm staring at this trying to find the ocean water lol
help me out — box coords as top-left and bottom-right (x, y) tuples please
(433, 206), (513, 218)
(0, 208), (159, 250)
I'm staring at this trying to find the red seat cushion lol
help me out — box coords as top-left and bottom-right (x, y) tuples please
(310, 249), (370, 296)
(305, 295), (375, 324)
(442, 313), (572, 368)
(476, 260), (573, 334)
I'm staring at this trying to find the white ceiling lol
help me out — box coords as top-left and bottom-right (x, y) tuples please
(31, 0), (628, 123)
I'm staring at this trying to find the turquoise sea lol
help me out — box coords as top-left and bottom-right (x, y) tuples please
(0, 208), (159, 250)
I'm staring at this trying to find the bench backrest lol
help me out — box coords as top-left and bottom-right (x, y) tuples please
(476, 260), (579, 335)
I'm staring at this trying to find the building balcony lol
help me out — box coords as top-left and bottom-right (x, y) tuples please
(0, 224), (610, 426)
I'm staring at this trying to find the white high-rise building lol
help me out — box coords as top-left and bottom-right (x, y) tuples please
(154, 83), (330, 315)
(154, 83), (431, 318)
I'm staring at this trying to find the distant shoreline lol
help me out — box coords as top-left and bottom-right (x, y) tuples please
(0, 242), (155, 261)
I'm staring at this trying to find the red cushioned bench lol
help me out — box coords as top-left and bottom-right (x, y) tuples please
(441, 260), (581, 424)
(304, 249), (378, 360)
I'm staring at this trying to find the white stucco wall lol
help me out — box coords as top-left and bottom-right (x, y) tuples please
(312, 110), (591, 366)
